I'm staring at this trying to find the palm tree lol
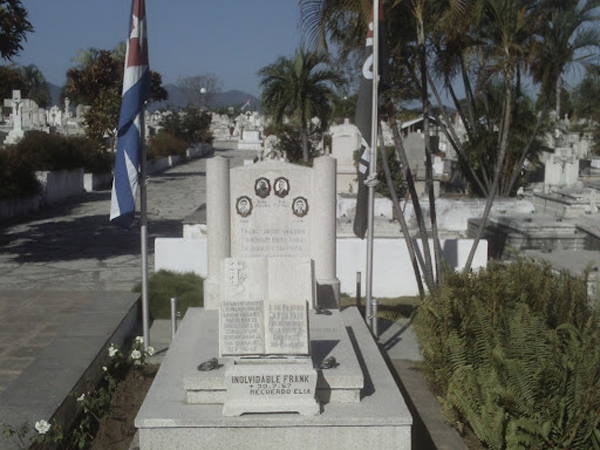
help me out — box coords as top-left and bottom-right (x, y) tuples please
(258, 48), (344, 161)
(531, 0), (600, 121)
(70, 47), (101, 69)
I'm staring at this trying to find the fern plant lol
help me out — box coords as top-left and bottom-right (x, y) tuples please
(414, 258), (600, 449)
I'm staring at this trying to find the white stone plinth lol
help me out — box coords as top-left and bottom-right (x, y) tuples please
(136, 307), (412, 450)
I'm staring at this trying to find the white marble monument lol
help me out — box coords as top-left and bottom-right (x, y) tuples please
(135, 156), (412, 450)
(3, 90), (25, 144)
(204, 157), (340, 309)
(544, 146), (579, 192)
(330, 119), (361, 193)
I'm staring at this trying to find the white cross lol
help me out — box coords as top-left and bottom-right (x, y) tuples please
(3, 90), (22, 131)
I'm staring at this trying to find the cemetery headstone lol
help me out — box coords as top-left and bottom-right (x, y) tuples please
(204, 157), (339, 310)
(3, 90), (24, 144)
(544, 146), (578, 192)
(330, 119), (360, 193)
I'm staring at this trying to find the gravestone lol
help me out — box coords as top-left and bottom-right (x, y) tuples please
(219, 256), (318, 416)
(47, 105), (62, 127)
(204, 157), (339, 310)
(21, 99), (40, 128)
(135, 156), (412, 450)
(3, 90), (24, 144)
(330, 119), (361, 193)
(544, 146), (578, 192)
(237, 128), (262, 151)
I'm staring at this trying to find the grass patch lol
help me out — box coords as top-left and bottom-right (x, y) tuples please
(132, 270), (203, 319)
(340, 293), (420, 321)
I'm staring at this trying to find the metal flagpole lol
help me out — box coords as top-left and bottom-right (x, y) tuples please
(366, 0), (380, 334)
(139, 105), (150, 351)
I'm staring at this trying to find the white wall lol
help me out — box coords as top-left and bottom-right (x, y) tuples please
(337, 237), (488, 297)
(155, 238), (208, 276)
(154, 236), (487, 298)
(337, 196), (535, 232)
(36, 168), (84, 204)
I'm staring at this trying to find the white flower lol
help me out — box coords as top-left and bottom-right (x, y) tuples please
(35, 420), (51, 435)
(130, 349), (142, 360)
(146, 346), (155, 356)
(108, 345), (118, 358)
(134, 336), (144, 345)
(76, 393), (85, 402)
(102, 366), (108, 372)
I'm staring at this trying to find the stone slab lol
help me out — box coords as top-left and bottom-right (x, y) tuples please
(182, 309), (363, 404)
(223, 359), (319, 416)
(136, 307), (412, 450)
(230, 161), (313, 259)
(219, 257), (313, 357)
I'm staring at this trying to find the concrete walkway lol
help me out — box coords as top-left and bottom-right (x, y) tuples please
(0, 145), (249, 392)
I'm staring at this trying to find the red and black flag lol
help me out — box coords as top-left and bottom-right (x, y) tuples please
(353, 1), (390, 239)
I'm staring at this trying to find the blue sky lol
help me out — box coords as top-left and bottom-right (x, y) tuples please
(14, 1), (303, 97)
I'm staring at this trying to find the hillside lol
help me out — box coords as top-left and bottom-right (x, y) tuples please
(47, 82), (260, 113)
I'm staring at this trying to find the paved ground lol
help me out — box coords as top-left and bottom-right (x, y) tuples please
(0, 145), (249, 392)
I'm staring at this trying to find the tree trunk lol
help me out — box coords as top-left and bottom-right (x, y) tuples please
(379, 126), (425, 298)
(464, 74), (514, 271)
(386, 111), (436, 291)
(428, 72), (488, 197)
(460, 53), (478, 137)
(420, 41), (443, 286)
(555, 76), (562, 120)
(301, 125), (309, 162)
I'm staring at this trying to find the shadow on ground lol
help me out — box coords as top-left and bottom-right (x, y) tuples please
(2, 215), (182, 264)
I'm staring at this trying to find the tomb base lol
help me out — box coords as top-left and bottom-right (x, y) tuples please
(224, 358), (319, 416)
(135, 307), (412, 450)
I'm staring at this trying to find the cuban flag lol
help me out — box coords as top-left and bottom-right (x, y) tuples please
(110, 0), (151, 228)
(353, 1), (390, 239)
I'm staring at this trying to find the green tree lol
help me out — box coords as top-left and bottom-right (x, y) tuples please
(66, 46), (168, 149)
(19, 64), (50, 108)
(298, 0), (598, 283)
(0, 63), (24, 100)
(531, 0), (600, 121)
(0, 0), (32, 61)
(573, 71), (600, 155)
(159, 107), (212, 145)
(258, 47), (344, 162)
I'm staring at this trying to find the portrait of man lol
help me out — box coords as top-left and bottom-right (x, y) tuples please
(254, 177), (271, 198)
(274, 177), (290, 198)
(236, 196), (253, 217)
(292, 196), (309, 217)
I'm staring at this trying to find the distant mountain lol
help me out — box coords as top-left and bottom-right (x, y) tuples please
(149, 84), (260, 112)
(45, 82), (260, 113)
(48, 83), (62, 107)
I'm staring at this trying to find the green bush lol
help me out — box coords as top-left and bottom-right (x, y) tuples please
(270, 124), (321, 163)
(10, 131), (112, 173)
(13, 131), (86, 171)
(132, 270), (204, 320)
(0, 132), (114, 199)
(414, 259), (600, 449)
(0, 147), (40, 199)
(158, 107), (213, 145)
(147, 131), (188, 159)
